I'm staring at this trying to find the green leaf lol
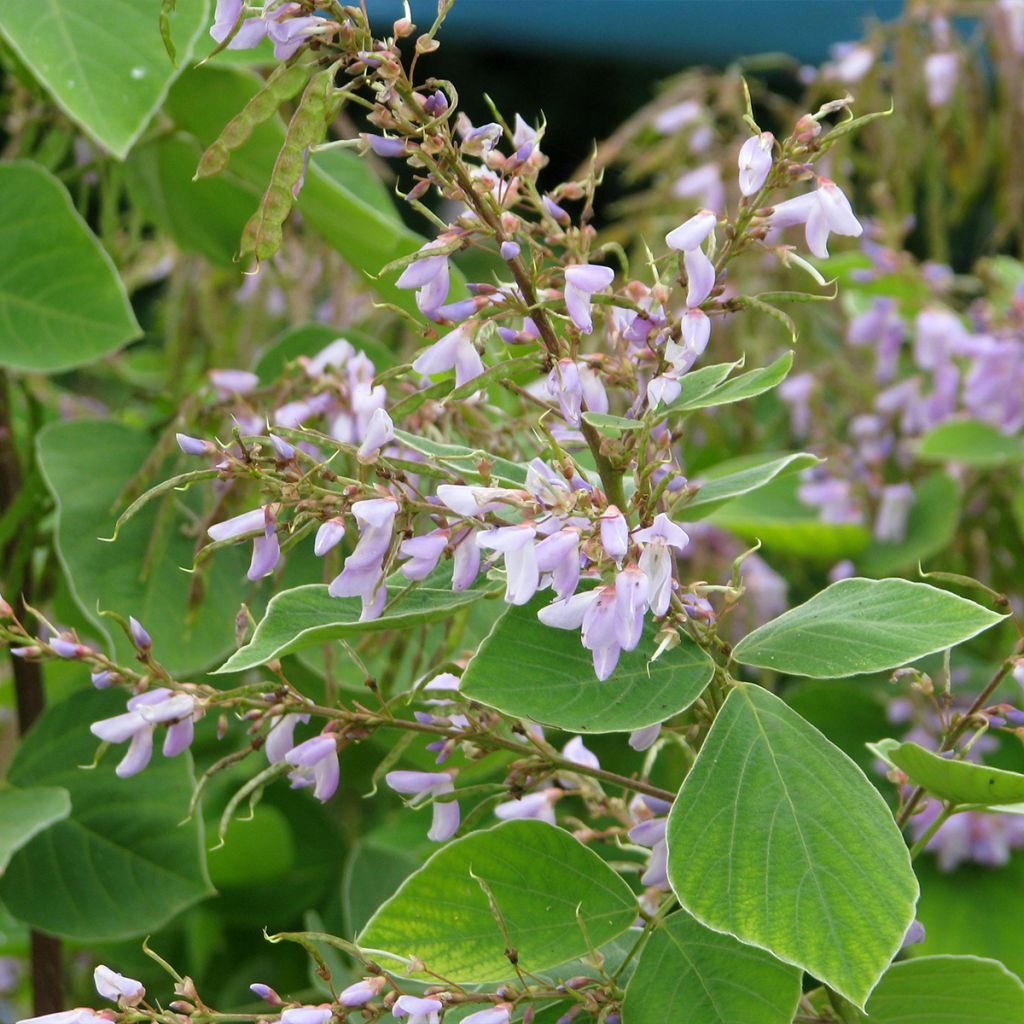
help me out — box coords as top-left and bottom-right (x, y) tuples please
(622, 911), (802, 1024)
(37, 419), (250, 676)
(675, 452), (820, 519)
(0, 162), (141, 372)
(163, 65), (460, 315)
(672, 352), (793, 413)
(580, 411), (644, 436)
(864, 955), (1024, 1023)
(0, 689), (212, 941)
(666, 684), (918, 1008)
(708, 475), (871, 564)
(872, 741), (1024, 808)
(358, 820), (637, 982)
(216, 583), (498, 674)
(0, 787), (70, 875)
(858, 473), (959, 577)
(391, 430), (528, 487)
(662, 360), (743, 415)
(732, 578), (1004, 679)
(0, 0), (208, 158)
(460, 593), (715, 733)
(917, 420), (1024, 468)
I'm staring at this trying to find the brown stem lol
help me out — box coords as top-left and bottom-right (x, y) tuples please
(0, 371), (63, 1013)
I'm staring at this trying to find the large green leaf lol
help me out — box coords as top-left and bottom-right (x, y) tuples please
(0, 787), (71, 875)
(917, 420), (1024, 468)
(666, 684), (918, 1008)
(870, 740), (1024, 807)
(864, 955), (1024, 1023)
(858, 473), (960, 577)
(676, 452), (819, 519)
(37, 419), (250, 676)
(162, 65), (457, 314)
(460, 594), (714, 733)
(622, 911), (801, 1024)
(732, 578), (1004, 679)
(0, 689), (212, 941)
(216, 583), (498, 674)
(358, 820), (637, 982)
(708, 475), (871, 564)
(0, 163), (140, 372)
(0, 0), (208, 158)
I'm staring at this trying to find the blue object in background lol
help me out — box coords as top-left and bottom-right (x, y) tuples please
(368, 1), (904, 66)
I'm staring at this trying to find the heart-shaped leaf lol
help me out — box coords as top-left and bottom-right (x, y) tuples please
(0, 787), (71, 875)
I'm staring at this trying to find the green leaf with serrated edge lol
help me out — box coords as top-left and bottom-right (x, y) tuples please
(216, 583), (499, 674)
(0, 689), (212, 941)
(666, 684), (918, 1008)
(859, 473), (959, 576)
(733, 578), (1004, 679)
(358, 820), (636, 982)
(917, 420), (1024, 468)
(0, 787), (70, 875)
(870, 740), (1024, 807)
(37, 419), (250, 676)
(392, 430), (528, 487)
(672, 351), (793, 413)
(863, 955), (1024, 1023)
(661, 359), (744, 416)
(622, 911), (801, 1024)
(0, 163), (140, 372)
(163, 65), (463, 316)
(460, 593), (715, 733)
(0, 0), (208, 158)
(675, 452), (819, 519)
(708, 474), (870, 563)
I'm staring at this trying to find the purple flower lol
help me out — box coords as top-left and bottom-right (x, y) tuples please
(250, 983), (283, 1004)
(672, 163), (725, 212)
(600, 506), (629, 562)
(340, 977), (387, 1007)
(494, 789), (558, 825)
(479, 524), (539, 605)
(538, 589), (599, 630)
(580, 586), (623, 679)
(534, 527), (581, 599)
(17, 1012), (107, 1024)
(770, 178), (862, 259)
(737, 132), (774, 196)
(547, 359), (583, 426)
(647, 373), (682, 408)
(874, 482), (914, 543)
(632, 514), (689, 616)
(683, 247), (716, 308)
(665, 209), (716, 252)
(437, 484), (523, 517)
(452, 528), (481, 591)
(542, 194), (570, 224)
(778, 372), (815, 437)
(90, 689), (198, 778)
(924, 51), (958, 108)
(462, 1009), (511, 1024)
(400, 530), (449, 581)
(329, 498), (398, 620)
(412, 323), (484, 388)
(265, 711), (311, 764)
(209, 367), (259, 396)
(94, 965), (145, 1005)
(386, 771), (460, 842)
(314, 517), (346, 557)
(362, 133), (407, 157)
(629, 723), (661, 751)
(562, 735), (600, 772)
(247, 508), (281, 581)
(176, 432), (212, 456)
(208, 507), (265, 542)
(91, 670), (113, 689)
(209, 0), (268, 49)
(500, 240), (521, 261)
(615, 566), (650, 652)
(305, 337), (354, 377)
(679, 308), (711, 359)
(393, 995), (443, 1024)
(564, 264), (615, 334)
(901, 920), (926, 949)
(357, 407), (394, 464)
(285, 734), (340, 802)
(280, 1008), (333, 1024)
(629, 817), (668, 888)
(396, 241), (451, 318)
(129, 615), (152, 653)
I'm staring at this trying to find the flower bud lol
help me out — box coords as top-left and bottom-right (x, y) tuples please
(129, 616), (152, 653)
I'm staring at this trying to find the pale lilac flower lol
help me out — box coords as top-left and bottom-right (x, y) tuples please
(94, 965), (144, 1005)
(924, 52), (958, 108)
(208, 507), (266, 542)
(737, 132), (774, 196)
(274, 392), (334, 429)
(500, 240), (521, 260)
(629, 817), (668, 888)
(285, 734), (340, 802)
(400, 530), (448, 581)
(600, 506), (629, 562)
(250, 983), (283, 1004)
(16, 1012), (107, 1024)
(564, 264), (615, 334)
(304, 338), (354, 377)
(314, 517), (346, 557)
(579, 362), (609, 414)
(280, 1007), (333, 1024)
(264, 5), (330, 60)
(209, 368), (259, 396)
(778, 372), (815, 438)
(680, 308), (711, 358)
(542, 194), (570, 224)
(452, 528), (481, 591)
(176, 433), (212, 456)
(562, 736), (600, 772)
(901, 921), (927, 950)
(547, 359), (583, 425)
(770, 178), (862, 259)
(210, 0), (268, 49)
(874, 483), (915, 543)
(362, 133), (406, 157)
(396, 241), (451, 318)
(653, 99), (700, 135)
(90, 689), (197, 778)
(91, 671), (113, 689)
(683, 247), (716, 308)
(615, 566), (650, 652)
(393, 996), (442, 1024)
(128, 615), (152, 652)
(462, 1009), (511, 1024)
(672, 163), (725, 212)
(386, 771), (460, 842)
(340, 978), (387, 1007)
(647, 373), (682, 409)
(329, 498), (398, 619)
(248, 509), (281, 581)
(50, 637), (83, 659)
(265, 711), (311, 764)
(665, 209), (716, 252)
(538, 589), (599, 630)
(581, 586), (623, 680)
(357, 408), (394, 463)
(437, 484), (523, 517)
(269, 433), (295, 460)
(412, 323), (484, 388)
(914, 308), (965, 370)
(494, 789), (558, 825)
(824, 41), (875, 82)
(478, 524), (539, 605)
(629, 723), (661, 751)
(534, 527), (581, 599)
(632, 514), (689, 616)
(1000, 0), (1024, 55)
(911, 799), (1024, 871)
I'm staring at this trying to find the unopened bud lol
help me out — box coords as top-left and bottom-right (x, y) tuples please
(129, 616), (152, 653)
(415, 35), (440, 54)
